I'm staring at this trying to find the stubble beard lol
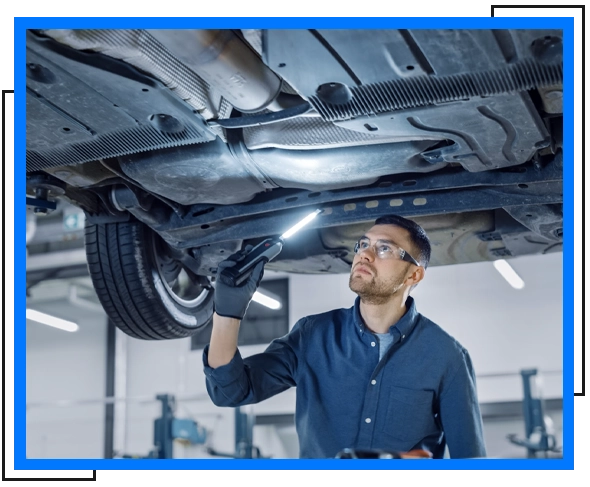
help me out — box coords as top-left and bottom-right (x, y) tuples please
(348, 266), (407, 305)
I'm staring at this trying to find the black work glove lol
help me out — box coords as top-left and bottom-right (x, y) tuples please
(213, 246), (265, 320)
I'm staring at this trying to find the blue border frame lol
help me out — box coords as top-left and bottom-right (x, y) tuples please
(15, 16), (574, 470)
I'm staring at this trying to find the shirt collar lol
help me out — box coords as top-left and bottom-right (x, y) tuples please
(352, 295), (419, 339)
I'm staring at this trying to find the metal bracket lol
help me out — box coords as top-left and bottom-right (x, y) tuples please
(26, 196), (57, 212)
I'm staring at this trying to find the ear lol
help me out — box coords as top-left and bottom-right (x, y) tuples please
(405, 266), (425, 287)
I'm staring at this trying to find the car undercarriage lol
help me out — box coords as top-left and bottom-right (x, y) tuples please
(25, 28), (563, 339)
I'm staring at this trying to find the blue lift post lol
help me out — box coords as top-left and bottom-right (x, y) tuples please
(153, 394), (175, 459)
(205, 406), (263, 459)
(507, 368), (561, 458)
(235, 407), (255, 459)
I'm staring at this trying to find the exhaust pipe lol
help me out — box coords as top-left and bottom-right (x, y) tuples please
(148, 29), (283, 113)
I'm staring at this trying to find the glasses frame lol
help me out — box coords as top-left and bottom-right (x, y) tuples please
(353, 238), (421, 267)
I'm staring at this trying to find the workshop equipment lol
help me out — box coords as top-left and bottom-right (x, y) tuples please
(115, 398), (264, 460)
(207, 407), (265, 459)
(120, 394), (207, 459)
(507, 368), (561, 458)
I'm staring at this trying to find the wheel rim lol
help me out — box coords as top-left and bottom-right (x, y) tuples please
(150, 232), (210, 308)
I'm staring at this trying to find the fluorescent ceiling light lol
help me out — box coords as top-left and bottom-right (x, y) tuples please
(252, 291), (282, 310)
(26, 309), (79, 332)
(493, 259), (525, 290)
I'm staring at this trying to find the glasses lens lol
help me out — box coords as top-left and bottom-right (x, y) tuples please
(354, 239), (368, 254)
(377, 244), (399, 259)
(355, 239), (399, 259)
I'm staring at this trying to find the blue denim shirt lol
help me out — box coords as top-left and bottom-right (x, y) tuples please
(202, 296), (486, 459)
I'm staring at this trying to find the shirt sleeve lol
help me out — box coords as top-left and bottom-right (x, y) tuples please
(438, 348), (487, 458)
(202, 317), (306, 407)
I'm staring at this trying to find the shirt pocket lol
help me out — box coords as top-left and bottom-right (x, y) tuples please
(383, 386), (439, 444)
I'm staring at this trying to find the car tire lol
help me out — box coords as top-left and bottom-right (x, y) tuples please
(85, 220), (214, 339)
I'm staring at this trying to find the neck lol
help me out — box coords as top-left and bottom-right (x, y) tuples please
(359, 293), (409, 334)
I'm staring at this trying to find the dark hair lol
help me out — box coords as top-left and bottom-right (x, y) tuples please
(374, 215), (431, 269)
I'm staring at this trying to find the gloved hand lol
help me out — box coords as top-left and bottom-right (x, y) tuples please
(213, 245), (265, 320)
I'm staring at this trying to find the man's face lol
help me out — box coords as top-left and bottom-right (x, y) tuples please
(348, 224), (417, 304)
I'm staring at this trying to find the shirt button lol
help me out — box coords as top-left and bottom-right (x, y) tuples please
(402, 335), (406, 339)
(371, 342), (376, 347)
(365, 418), (372, 423)
(371, 380), (377, 385)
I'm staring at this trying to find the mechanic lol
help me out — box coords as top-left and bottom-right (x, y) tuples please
(202, 215), (487, 459)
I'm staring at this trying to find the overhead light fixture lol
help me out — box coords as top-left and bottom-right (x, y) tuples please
(26, 309), (79, 332)
(493, 259), (525, 290)
(252, 291), (282, 310)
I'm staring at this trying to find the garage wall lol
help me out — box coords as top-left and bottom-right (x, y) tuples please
(26, 300), (108, 459)
(25, 251), (563, 459)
